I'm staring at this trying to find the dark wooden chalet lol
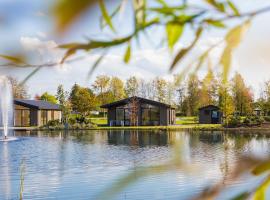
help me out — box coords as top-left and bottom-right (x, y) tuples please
(101, 96), (176, 126)
(199, 105), (222, 124)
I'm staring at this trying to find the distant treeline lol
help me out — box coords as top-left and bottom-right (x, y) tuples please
(8, 71), (270, 118)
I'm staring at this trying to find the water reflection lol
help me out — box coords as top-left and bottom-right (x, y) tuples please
(1, 130), (270, 200)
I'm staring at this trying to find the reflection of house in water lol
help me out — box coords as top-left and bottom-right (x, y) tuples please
(107, 130), (168, 146)
(199, 131), (224, 144)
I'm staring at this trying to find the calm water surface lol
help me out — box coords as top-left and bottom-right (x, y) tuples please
(1, 130), (270, 200)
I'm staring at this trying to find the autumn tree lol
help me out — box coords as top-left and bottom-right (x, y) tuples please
(40, 92), (57, 104)
(218, 82), (234, 122)
(186, 74), (200, 116)
(231, 73), (253, 115)
(92, 75), (110, 105)
(200, 69), (218, 106)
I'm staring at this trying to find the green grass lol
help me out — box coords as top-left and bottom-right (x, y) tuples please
(175, 116), (198, 125)
(90, 117), (107, 125)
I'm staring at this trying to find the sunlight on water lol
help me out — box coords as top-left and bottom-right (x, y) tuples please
(0, 130), (270, 200)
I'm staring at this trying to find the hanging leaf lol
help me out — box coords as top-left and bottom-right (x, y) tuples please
(252, 161), (270, 175)
(53, 0), (97, 33)
(124, 42), (131, 63)
(231, 192), (250, 200)
(99, 0), (116, 32)
(155, 0), (168, 7)
(170, 27), (203, 71)
(0, 54), (25, 64)
(227, 0), (240, 16)
(21, 67), (42, 85)
(166, 22), (184, 51)
(86, 53), (106, 80)
(205, 19), (226, 28)
(225, 20), (251, 48)
(205, 0), (225, 12)
(220, 20), (251, 82)
(220, 46), (232, 82)
(253, 175), (270, 200)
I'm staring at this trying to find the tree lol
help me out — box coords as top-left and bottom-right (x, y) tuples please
(128, 97), (140, 126)
(69, 84), (97, 116)
(231, 73), (253, 115)
(153, 77), (167, 103)
(7, 76), (29, 99)
(125, 76), (139, 97)
(40, 92), (57, 104)
(92, 75), (110, 105)
(200, 69), (218, 106)
(56, 84), (71, 123)
(218, 82), (234, 122)
(110, 77), (126, 101)
(186, 74), (200, 116)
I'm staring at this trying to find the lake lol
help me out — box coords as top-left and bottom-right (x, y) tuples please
(1, 130), (270, 200)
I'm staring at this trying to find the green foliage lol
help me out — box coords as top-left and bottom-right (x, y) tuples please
(46, 119), (61, 127)
(70, 83), (97, 116)
(40, 92), (57, 104)
(226, 115), (241, 128)
(264, 116), (270, 122)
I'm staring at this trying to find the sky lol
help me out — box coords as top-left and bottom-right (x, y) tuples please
(0, 0), (270, 98)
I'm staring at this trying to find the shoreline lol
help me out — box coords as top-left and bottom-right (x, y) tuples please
(12, 124), (269, 132)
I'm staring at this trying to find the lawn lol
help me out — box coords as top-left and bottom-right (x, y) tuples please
(90, 117), (107, 125)
(175, 116), (198, 125)
(90, 116), (208, 127)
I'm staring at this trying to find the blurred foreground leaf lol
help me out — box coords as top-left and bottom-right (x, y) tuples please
(53, 0), (97, 33)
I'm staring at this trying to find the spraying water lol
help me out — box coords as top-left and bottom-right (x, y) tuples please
(0, 76), (13, 140)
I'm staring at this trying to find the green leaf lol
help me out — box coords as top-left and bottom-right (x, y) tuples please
(86, 53), (106, 80)
(155, 0), (167, 7)
(253, 175), (270, 200)
(227, 0), (240, 16)
(124, 42), (131, 63)
(230, 192), (249, 200)
(170, 27), (203, 71)
(99, 0), (115, 32)
(252, 161), (270, 176)
(166, 22), (184, 50)
(205, 0), (225, 12)
(205, 19), (226, 28)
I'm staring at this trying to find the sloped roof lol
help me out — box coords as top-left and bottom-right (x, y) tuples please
(100, 96), (175, 109)
(199, 105), (220, 110)
(14, 99), (60, 110)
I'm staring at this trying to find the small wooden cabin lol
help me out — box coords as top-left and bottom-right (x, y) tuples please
(14, 99), (62, 127)
(199, 105), (222, 124)
(101, 96), (176, 126)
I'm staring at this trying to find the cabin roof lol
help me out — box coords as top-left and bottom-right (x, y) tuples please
(100, 96), (175, 109)
(199, 105), (220, 111)
(14, 99), (61, 110)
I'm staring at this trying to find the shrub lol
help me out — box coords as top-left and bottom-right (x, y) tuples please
(264, 116), (270, 122)
(227, 116), (241, 128)
(46, 119), (61, 127)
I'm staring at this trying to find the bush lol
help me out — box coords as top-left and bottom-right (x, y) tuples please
(264, 116), (270, 122)
(46, 119), (61, 127)
(227, 116), (241, 128)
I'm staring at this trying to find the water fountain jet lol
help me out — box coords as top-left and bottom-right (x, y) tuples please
(0, 76), (13, 140)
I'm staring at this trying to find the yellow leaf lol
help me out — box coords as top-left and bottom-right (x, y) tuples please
(124, 43), (131, 63)
(253, 175), (270, 200)
(166, 22), (184, 50)
(53, 0), (97, 33)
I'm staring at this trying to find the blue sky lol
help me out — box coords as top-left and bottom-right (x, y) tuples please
(0, 0), (270, 98)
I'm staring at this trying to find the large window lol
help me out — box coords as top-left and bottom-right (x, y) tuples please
(41, 110), (48, 126)
(141, 104), (160, 125)
(15, 109), (30, 126)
